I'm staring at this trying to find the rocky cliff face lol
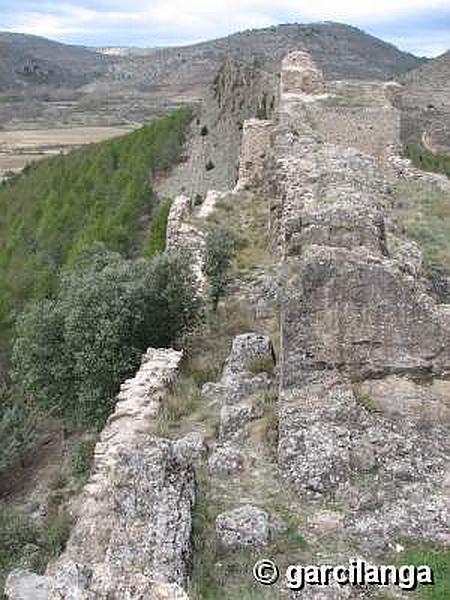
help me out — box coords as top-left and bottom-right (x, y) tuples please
(156, 56), (278, 197)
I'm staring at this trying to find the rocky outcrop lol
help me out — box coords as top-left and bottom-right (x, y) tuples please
(255, 51), (450, 553)
(6, 349), (199, 600)
(216, 505), (271, 547)
(268, 61), (450, 386)
(204, 333), (276, 479)
(203, 333), (275, 405)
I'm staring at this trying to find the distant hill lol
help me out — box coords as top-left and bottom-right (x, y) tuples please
(0, 32), (113, 89)
(0, 23), (423, 95)
(105, 22), (424, 98)
(0, 24), (427, 141)
(399, 51), (450, 153)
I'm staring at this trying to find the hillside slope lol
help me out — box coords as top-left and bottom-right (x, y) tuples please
(0, 32), (113, 90)
(0, 109), (192, 375)
(399, 51), (450, 153)
(109, 22), (423, 95)
(0, 24), (424, 130)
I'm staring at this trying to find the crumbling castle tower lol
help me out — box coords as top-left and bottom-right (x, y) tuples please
(280, 50), (326, 96)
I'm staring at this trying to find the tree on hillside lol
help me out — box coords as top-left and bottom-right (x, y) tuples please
(13, 246), (201, 427)
(203, 223), (237, 311)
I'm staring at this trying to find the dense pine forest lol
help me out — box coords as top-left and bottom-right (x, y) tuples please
(0, 108), (192, 366)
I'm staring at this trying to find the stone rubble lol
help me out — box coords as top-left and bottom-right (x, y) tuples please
(215, 505), (284, 548)
(202, 333), (275, 405)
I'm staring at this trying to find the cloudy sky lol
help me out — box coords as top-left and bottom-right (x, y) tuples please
(1, 0), (449, 57)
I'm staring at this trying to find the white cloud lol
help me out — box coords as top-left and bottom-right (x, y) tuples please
(388, 34), (450, 57)
(3, 0), (449, 55)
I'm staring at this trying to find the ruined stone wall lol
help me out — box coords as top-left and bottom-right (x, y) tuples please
(6, 349), (197, 600)
(6, 50), (450, 600)
(303, 80), (402, 163)
(388, 150), (450, 193)
(235, 118), (273, 191)
(280, 51), (326, 97)
(269, 54), (450, 386)
(271, 52), (449, 554)
(272, 127), (450, 384)
(165, 190), (227, 292)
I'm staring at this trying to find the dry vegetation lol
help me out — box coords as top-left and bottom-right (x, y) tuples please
(391, 179), (450, 300)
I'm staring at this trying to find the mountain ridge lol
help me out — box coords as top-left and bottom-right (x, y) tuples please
(0, 22), (425, 94)
(0, 31), (113, 90)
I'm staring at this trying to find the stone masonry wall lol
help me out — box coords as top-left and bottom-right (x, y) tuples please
(165, 190), (227, 292)
(280, 51), (326, 97)
(6, 348), (196, 600)
(305, 80), (402, 163)
(235, 118), (273, 191)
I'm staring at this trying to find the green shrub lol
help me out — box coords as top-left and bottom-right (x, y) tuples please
(200, 125), (209, 137)
(144, 199), (173, 258)
(0, 505), (39, 574)
(205, 159), (215, 171)
(398, 545), (450, 599)
(13, 247), (201, 428)
(0, 504), (71, 595)
(38, 510), (71, 563)
(0, 387), (40, 480)
(71, 438), (97, 482)
(247, 356), (274, 376)
(203, 223), (237, 310)
(404, 144), (450, 179)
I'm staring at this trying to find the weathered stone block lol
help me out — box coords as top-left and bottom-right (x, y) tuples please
(280, 51), (325, 96)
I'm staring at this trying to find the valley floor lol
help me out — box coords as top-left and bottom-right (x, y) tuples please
(0, 125), (136, 179)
